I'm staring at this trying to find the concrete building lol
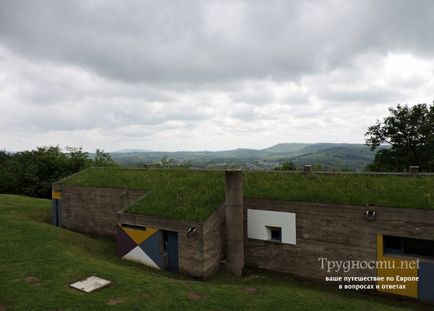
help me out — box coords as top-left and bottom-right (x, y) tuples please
(52, 168), (434, 302)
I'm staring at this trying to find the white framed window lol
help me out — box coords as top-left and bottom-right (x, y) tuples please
(266, 226), (282, 242)
(247, 209), (296, 245)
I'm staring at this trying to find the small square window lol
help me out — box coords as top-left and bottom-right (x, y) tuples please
(267, 226), (282, 242)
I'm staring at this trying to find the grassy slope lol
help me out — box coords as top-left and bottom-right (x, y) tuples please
(0, 194), (431, 311)
(63, 168), (434, 222)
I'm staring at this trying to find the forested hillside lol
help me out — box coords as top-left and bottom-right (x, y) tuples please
(110, 143), (386, 171)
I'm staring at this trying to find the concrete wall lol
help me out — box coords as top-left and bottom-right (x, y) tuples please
(247, 209), (296, 245)
(244, 198), (434, 280)
(53, 181), (227, 279)
(117, 207), (226, 279)
(203, 205), (226, 278)
(52, 184), (145, 238)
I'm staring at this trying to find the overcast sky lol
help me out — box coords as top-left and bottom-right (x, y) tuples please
(1, 0), (434, 152)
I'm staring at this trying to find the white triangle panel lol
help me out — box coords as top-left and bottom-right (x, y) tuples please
(122, 246), (160, 270)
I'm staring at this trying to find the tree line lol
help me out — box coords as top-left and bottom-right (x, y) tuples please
(274, 102), (434, 172)
(1, 102), (434, 199)
(0, 146), (117, 198)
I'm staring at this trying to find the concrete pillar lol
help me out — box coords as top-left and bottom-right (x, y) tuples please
(225, 169), (244, 276)
(409, 166), (419, 174)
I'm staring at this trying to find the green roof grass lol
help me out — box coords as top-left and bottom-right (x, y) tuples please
(63, 168), (225, 222)
(62, 167), (434, 222)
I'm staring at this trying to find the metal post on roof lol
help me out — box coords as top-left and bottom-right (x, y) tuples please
(409, 166), (419, 174)
(303, 165), (312, 173)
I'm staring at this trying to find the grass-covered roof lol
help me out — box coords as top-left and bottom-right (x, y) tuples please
(62, 167), (434, 222)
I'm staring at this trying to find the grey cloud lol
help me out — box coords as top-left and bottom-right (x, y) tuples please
(318, 88), (400, 104)
(1, 0), (434, 151)
(2, 0), (433, 84)
(227, 102), (260, 120)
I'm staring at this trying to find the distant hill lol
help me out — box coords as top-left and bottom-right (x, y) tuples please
(109, 143), (387, 171)
(112, 148), (153, 153)
(262, 143), (309, 154)
(289, 146), (381, 171)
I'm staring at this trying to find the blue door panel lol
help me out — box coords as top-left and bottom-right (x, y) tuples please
(167, 231), (179, 272)
(419, 262), (434, 301)
(52, 199), (61, 226)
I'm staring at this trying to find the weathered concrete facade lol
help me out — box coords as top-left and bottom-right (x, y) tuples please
(245, 199), (374, 279)
(52, 183), (145, 238)
(202, 205), (227, 278)
(117, 206), (226, 279)
(244, 199), (434, 300)
(244, 199), (434, 279)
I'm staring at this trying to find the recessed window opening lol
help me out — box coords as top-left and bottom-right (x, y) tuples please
(384, 235), (434, 258)
(266, 226), (282, 242)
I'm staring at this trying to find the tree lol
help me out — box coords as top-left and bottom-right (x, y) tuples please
(0, 150), (10, 165)
(275, 161), (296, 171)
(0, 150), (12, 193)
(160, 156), (176, 168)
(3, 146), (70, 197)
(365, 103), (434, 172)
(94, 148), (117, 167)
(0, 146), (118, 198)
(65, 146), (92, 171)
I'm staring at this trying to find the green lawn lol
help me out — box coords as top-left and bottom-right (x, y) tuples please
(62, 167), (434, 222)
(0, 194), (432, 311)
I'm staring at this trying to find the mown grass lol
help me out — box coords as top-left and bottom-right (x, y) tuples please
(63, 167), (434, 222)
(0, 194), (432, 311)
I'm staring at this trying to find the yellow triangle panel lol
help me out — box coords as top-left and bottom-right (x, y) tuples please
(52, 191), (61, 199)
(122, 226), (158, 245)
